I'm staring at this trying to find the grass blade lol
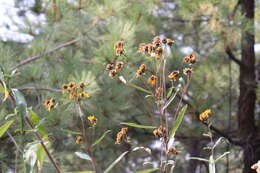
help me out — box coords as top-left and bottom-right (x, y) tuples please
(104, 151), (129, 173)
(120, 122), (156, 129)
(91, 130), (111, 147)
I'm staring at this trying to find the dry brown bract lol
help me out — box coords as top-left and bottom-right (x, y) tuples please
(114, 41), (124, 57)
(147, 75), (157, 86)
(136, 64), (147, 78)
(183, 53), (196, 64)
(115, 127), (128, 144)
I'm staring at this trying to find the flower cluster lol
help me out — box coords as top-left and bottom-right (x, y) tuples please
(106, 61), (124, 78)
(138, 36), (174, 59)
(114, 41), (124, 57)
(62, 82), (90, 100)
(43, 98), (56, 111)
(199, 109), (213, 121)
(136, 64), (147, 78)
(115, 127), (128, 144)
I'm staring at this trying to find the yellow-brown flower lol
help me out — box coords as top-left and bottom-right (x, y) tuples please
(199, 109), (212, 121)
(147, 75), (157, 86)
(68, 82), (76, 91)
(155, 47), (163, 59)
(109, 69), (117, 78)
(79, 91), (90, 98)
(136, 64), (147, 78)
(166, 147), (181, 155)
(62, 84), (69, 92)
(168, 70), (180, 81)
(106, 63), (114, 71)
(43, 98), (56, 111)
(153, 126), (166, 138)
(87, 115), (97, 126)
(75, 136), (83, 144)
(115, 61), (124, 71)
(115, 127), (128, 144)
(153, 36), (161, 47)
(114, 41), (124, 57)
(183, 53), (196, 64)
(166, 39), (174, 46)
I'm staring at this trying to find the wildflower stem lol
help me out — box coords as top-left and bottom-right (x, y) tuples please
(24, 116), (61, 173)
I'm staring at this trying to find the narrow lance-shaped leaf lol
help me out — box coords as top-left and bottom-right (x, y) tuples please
(12, 89), (27, 134)
(215, 152), (230, 163)
(209, 155), (216, 173)
(134, 168), (159, 173)
(62, 129), (81, 135)
(104, 151), (129, 173)
(127, 83), (152, 95)
(163, 87), (180, 110)
(0, 120), (14, 138)
(0, 71), (9, 102)
(120, 122), (156, 129)
(168, 105), (188, 147)
(91, 130), (111, 147)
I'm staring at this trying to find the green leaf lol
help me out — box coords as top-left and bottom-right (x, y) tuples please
(0, 71), (8, 102)
(62, 129), (81, 135)
(0, 120), (14, 138)
(12, 89), (27, 134)
(28, 109), (39, 125)
(134, 168), (159, 173)
(127, 83), (152, 95)
(189, 157), (209, 162)
(120, 122), (156, 129)
(169, 105), (188, 137)
(75, 152), (92, 161)
(163, 87), (180, 110)
(104, 151), (129, 173)
(24, 142), (39, 173)
(167, 86), (174, 99)
(168, 105), (188, 147)
(91, 130), (111, 147)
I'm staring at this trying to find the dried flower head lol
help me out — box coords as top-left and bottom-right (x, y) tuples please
(166, 39), (174, 46)
(43, 98), (56, 111)
(183, 53), (196, 64)
(115, 61), (124, 71)
(106, 63), (114, 71)
(75, 136), (83, 144)
(115, 127), (128, 144)
(183, 68), (193, 77)
(153, 36), (161, 47)
(136, 64), (147, 78)
(199, 109), (212, 121)
(68, 82), (76, 91)
(109, 69), (117, 78)
(153, 126), (166, 138)
(155, 47), (163, 59)
(166, 147), (181, 155)
(87, 115), (97, 126)
(168, 70), (180, 81)
(62, 84), (68, 92)
(114, 41), (124, 57)
(79, 82), (86, 89)
(147, 75), (157, 86)
(138, 43), (146, 53)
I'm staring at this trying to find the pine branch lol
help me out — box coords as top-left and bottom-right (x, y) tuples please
(10, 38), (80, 71)
(17, 87), (62, 93)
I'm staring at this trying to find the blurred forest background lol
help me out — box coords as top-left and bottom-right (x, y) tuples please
(0, 0), (259, 173)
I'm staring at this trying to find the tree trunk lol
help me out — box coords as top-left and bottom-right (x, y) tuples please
(239, 0), (260, 172)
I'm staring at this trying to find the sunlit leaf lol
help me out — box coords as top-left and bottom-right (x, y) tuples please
(75, 152), (92, 161)
(0, 120), (14, 138)
(189, 157), (209, 162)
(209, 155), (215, 173)
(163, 87), (180, 110)
(120, 122), (156, 129)
(91, 130), (111, 147)
(169, 105), (188, 137)
(127, 83), (152, 95)
(215, 152), (230, 163)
